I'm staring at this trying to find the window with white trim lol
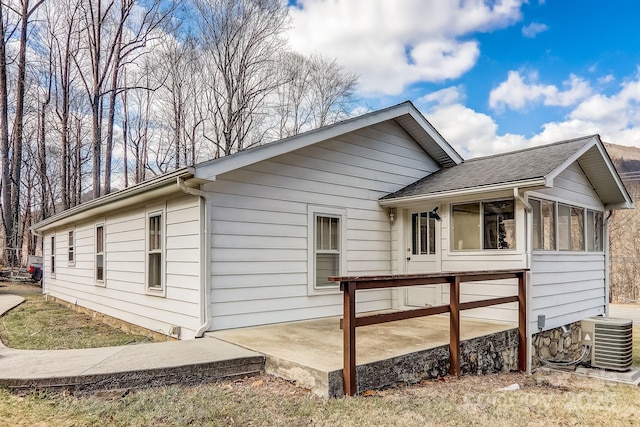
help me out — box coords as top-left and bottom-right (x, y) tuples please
(95, 224), (104, 284)
(412, 212), (436, 255)
(531, 199), (556, 250)
(532, 198), (603, 252)
(148, 212), (163, 291)
(68, 230), (75, 265)
(451, 199), (515, 251)
(50, 236), (56, 275)
(315, 215), (340, 288)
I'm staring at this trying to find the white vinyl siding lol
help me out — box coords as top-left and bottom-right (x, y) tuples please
(205, 120), (440, 330)
(40, 194), (202, 339)
(530, 253), (606, 331)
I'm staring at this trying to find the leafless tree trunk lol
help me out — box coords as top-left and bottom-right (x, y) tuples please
(194, 0), (289, 156)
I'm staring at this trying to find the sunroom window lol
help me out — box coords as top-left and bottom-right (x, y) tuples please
(451, 199), (515, 251)
(532, 198), (603, 252)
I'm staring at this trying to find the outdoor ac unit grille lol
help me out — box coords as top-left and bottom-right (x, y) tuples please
(581, 317), (633, 371)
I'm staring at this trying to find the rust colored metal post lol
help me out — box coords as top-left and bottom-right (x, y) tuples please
(518, 271), (527, 371)
(343, 281), (357, 396)
(449, 276), (461, 376)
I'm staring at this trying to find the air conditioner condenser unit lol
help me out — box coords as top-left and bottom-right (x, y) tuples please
(581, 317), (633, 371)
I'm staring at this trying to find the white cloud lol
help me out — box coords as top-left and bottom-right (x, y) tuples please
(419, 75), (640, 158)
(287, 0), (524, 96)
(489, 71), (592, 111)
(521, 22), (548, 38)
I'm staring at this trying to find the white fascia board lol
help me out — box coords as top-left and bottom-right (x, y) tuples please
(195, 104), (415, 181)
(379, 178), (548, 207)
(544, 136), (598, 182)
(546, 136), (633, 209)
(194, 101), (462, 181)
(592, 142), (634, 209)
(33, 168), (195, 232)
(407, 108), (464, 165)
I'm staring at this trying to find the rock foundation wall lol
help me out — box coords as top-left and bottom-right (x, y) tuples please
(531, 322), (582, 369)
(329, 328), (520, 397)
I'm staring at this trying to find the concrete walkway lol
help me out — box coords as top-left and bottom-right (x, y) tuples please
(0, 294), (264, 393)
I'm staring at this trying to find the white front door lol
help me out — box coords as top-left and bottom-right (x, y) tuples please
(404, 210), (442, 307)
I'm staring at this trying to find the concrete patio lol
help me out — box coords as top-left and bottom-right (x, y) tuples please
(210, 314), (519, 397)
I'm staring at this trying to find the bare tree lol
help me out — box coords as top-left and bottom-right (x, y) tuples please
(307, 53), (357, 128)
(0, 0), (44, 264)
(194, 0), (289, 156)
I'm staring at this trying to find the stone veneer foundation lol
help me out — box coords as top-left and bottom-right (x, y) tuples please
(531, 321), (582, 369)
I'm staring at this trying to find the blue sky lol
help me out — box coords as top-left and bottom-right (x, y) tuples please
(287, 1), (640, 158)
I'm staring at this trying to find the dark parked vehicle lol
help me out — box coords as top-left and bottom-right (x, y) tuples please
(28, 255), (43, 283)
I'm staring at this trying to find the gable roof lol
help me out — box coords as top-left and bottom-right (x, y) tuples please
(381, 135), (633, 210)
(194, 101), (463, 180)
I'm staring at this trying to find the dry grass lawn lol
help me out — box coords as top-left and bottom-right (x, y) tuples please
(0, 294), (156, 349)
(1, 371), (639, 426)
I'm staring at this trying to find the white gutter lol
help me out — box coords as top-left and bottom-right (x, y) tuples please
(379, 178), (548, 207)
(177, 177), (212, 337)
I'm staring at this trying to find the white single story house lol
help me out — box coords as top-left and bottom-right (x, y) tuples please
(32, 101), (632, 369)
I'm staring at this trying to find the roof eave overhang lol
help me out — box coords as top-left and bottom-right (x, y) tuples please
(32, 167), (197, 232)
(195, 101), (463, 181)
(379, 178), (548, 207)
(546, 135), (634, 210)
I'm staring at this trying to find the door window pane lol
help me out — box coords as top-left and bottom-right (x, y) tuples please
(412, 212), (436, 255)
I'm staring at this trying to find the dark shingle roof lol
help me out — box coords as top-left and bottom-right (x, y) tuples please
(382, 136), (595, 200)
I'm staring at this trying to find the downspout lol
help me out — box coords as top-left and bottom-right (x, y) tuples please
(514, 187), (533, 373)
(177, 177), (211, 337)
(604, 210), (613, 317)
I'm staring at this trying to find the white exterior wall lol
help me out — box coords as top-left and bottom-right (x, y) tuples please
(205, 121), (440, 330)
(42, 194), (203, 339)
(394, 161), (609, 326)
(528, 162), (607, 332)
